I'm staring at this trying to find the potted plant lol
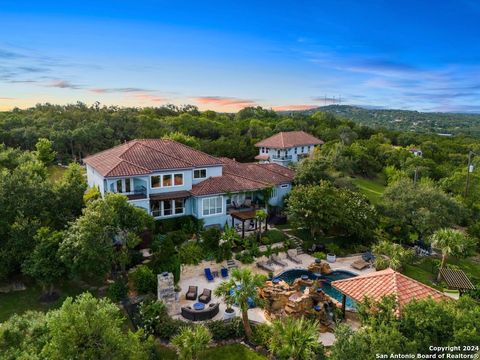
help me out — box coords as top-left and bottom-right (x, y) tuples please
(326, 253), (336, 263)
(214, 281), (237, 320)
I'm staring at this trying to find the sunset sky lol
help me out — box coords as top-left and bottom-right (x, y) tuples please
(1, 0), (480, 112)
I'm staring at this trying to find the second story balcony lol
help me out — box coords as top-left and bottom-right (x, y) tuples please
(126, 185), (147, 200)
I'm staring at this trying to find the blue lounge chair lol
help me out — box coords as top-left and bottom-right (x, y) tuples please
(221, 268), (228, 278)
(204, 268), (214, 281)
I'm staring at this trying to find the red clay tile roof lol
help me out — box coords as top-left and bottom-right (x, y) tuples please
(331, 268), (450, 312)
(255, 131), (324, 149)
(254, 154), (270, 160)
(191, 158), (294, 196)
(83, 139), (222, 177)
(190, 174), (267, 196)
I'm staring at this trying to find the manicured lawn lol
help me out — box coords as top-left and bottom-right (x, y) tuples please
(351, 176), (386, 204)
(0, 280), (94, 322)
(200, 344), (267, 360)
(47, 164), (67, 182)
(402, 255), (480, 289)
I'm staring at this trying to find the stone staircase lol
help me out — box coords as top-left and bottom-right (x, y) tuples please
(278, 228), (304, 255)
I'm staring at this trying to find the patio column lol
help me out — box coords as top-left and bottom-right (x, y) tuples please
(341, 294), (346, 320)
(231, 216), (234, 228)
(242, 220), (245, 238)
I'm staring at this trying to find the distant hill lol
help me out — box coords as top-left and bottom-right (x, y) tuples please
(279, 105), (480, 137)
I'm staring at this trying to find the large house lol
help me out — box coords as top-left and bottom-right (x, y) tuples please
(254, 131), (324, 166)
(84, 139), (294, 227)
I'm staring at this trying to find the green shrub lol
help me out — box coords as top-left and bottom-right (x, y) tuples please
(128, 250), (145, 268)
(326, 243), (342, 255)
(260, 236), (271, 245)
(263, 229), (286, 244)
(206, 318), (245, 341)
(201, 227), (222, 250)
(155, 317), (186, 340)
(178, 241), (203, 265)
(313, 251), (326, 260)
(130, 265), (157, 294)
(107, 278), (128, 302)
(214, 242), (233, 262)
(165, 230), (189, 247)
(155, 216), (197, 234)
(252, 323), (272, 347)
(138, 299), (167, 335)
(235, 251), (255, 264)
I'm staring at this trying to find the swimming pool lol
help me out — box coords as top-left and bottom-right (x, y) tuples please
(275, 269), (357, 310)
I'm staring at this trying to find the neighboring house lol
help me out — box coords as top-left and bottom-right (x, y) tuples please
(83, 139), (294, 227)
(254, 131), (324, 166)
(409, 148), (423, 157)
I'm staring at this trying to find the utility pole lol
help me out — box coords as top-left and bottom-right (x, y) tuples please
(465, 151), (478, 198)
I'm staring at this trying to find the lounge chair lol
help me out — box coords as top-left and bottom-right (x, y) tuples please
(243, 199), (252, 208)
(351, 259), (370, 270)
(204, 268), (214, 282)
(271, 254), (288, 267)
(185, 285), (198, 300)
(287, 249), (302, 264)
(198, 288), (212, 304)
(221, 267), (228, 278)
(257, 260), (275, 272)
(362, 251), (375, 262)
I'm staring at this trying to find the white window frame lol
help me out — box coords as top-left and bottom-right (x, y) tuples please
(150, 172), (184, 189)
(202, 196), (223, 217)
(151, 199), (185, 218)
(193, 168), (207, 179)
(111, 178), (133, 194)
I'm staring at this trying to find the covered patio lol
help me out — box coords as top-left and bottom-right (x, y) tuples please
(230, 209), (267, 238)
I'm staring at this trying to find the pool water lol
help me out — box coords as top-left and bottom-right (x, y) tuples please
(275, 269), (357, 310)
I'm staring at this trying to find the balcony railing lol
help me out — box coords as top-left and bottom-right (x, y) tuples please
(271, 155), (292, 161)
(126, 186), (147, 200)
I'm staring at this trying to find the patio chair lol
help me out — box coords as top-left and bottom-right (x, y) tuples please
(198, 288), (212, 304)
(362, 251), (375, 262)
(351, 259), (370, 271)
(243, 199), (252, 208)
(232, 201), (240, 209)
(221, 267), (229, 278)
(204, 268), (214, 282)
(287, 249), (302, 264)
(256, 260), (275, 272)
(271, 254), (288, 267)
(185, 285), (198, 300)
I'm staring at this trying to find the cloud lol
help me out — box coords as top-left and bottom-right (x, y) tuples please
(90, 87), (152, 93)
(132, 93), (167, 103)
(271, 104), (318, 111)
(0, 48), (25, 59)
(0, 97), (15, 100)
(47, 80), (82, 89)
(193, 96), (257, 108)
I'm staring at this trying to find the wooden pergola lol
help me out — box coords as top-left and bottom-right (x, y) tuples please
(230, 210), (267, 238)
(439, 268), (475, 294)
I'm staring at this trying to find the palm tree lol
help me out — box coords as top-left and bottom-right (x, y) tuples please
(372, 240), (413, 271)
(171, 325), (212, 360)
(268, 316), (322, 360)
(255, 209), (268, 237)
(214, 267), (265, 340)
(429, 228), (474, 281)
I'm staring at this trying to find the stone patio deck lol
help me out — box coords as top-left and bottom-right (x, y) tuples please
(171, 252), (375, 345)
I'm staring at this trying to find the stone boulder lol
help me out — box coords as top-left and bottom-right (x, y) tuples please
(308, 260), (332, 275)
